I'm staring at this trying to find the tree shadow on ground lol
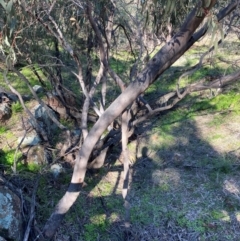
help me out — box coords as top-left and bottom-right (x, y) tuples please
(30, 110), (239, 241)
(123, 115), (240, 241)
(1, 110), (240, 241)
(33, 112), (240, 241)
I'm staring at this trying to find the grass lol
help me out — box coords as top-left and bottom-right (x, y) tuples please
(128, 161), (240, 239)
(0, 126), (7, 134)
(84, 214), (110, 241)
(12, 101), (23, 113)
(0, 148), (42, 173)
(1, 34), (240, 241)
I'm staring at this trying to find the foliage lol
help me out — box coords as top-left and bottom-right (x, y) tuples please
(11, 101), (23, 113)
(0, 0), (240, 239)
(0, 126), (7, 134)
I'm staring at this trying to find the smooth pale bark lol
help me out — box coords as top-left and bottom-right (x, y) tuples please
(43, 1), (236, 238)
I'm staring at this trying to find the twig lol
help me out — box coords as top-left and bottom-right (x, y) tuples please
(12, 116), (27, 174)
(23, 175), (40, 241)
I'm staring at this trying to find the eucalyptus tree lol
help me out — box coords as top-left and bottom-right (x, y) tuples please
(0, 0), (240, 239)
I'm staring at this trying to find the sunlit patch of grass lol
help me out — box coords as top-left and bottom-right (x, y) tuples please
(211, 210), (230, 221)
(127, 141), (137, 164)
(150, 132), (175, 150)
(0, 67), (48, 95)
(189, 89), (240, 116)
(21, 67), (39, 86)
(0, 149), (23, 172)
(3, 130), (14, 140)
(208, 115), (226, 127)
(145, 68), (181, 95)
(26, 162), (41, 172)
(209, 91), (240, 112)
(21, 66), (50, 89)
(0, 148), (44, 173)
(0, 126), (7, 134)
(207, 133), (223, 141)
(12, 101), (24, 113)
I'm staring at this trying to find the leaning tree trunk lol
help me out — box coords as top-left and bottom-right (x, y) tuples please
(42, 0), (237, 238)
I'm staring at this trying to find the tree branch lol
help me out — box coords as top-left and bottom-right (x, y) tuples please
(42, 1), (235, 238)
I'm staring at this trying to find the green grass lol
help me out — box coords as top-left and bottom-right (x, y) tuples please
(0, 66), (49, 95)
(78, 38), (240, 239)
(84, 214), (110, 241)
(0, 149), (22, 171)
(188, 88), (240, 116)
(110, 55), (134, 75)
(12, 101), (23, 113)
(0, 148), (42, 173)
(1, 31), (240, 241)
(0, 126), (7, 134)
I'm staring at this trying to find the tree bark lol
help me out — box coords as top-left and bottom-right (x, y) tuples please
(42, 1), (236, 238)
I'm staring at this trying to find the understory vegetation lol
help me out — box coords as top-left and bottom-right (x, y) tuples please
(0, 0), (240, 240)
(1, 34), (240, 240)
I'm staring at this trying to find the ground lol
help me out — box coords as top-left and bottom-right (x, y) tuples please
(32, 102), (240, 241)
(0, 35), (240, 240)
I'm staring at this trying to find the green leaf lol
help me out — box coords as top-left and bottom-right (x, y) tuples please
(6, 0), (13, 13)
(0, 0), (6, 10)
(4, 36), (10, 47)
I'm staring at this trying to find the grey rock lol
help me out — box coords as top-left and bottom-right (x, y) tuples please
(0, 236), (7, 241)
(0, 186), (23, 241)
(17, 135), (40, 147)
(33, 85), (43, 94)
(26, 145), (52, 165)
(72, 129), (81, 136)
(50, 163), (63, 178)
(0, 89), (17, 102)
(33, 104), (58, 134)
(0, 103), (12, 123)
(6, 93), (18, 102)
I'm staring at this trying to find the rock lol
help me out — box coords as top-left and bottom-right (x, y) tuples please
(33, 104), (58, 134)
(72, 129), (81, 136)
(25, 145), (52, 165)
(0, 93), (12, 123)
(0, 88), (18, 102)
(0, 186), (23, 241)
(46, 92), (67, 119)
(50, 164), (63, 178)
(0, 103), (12, 123)
(0, 236), (7, 241)
(33, 85), (43, 94)
(17, 135), (40, 148)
